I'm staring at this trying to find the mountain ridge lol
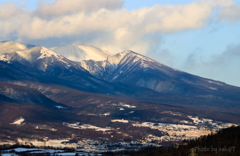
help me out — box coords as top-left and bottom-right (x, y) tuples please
(0, 41), (161, 96)
(0, 81), (67, 109)
(79, 50), (233, 95)
(1, 41), (240, 102)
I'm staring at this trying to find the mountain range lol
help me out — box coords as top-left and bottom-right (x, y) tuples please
(0, 40), (240, 147)
(0, 41), (143, 95)
(0, 40), (240, 109)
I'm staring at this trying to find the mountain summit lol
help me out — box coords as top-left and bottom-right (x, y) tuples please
(50, 44), (109, 62)
(80, 50), (240, 102)
(0, 41), (154, 95)
(80, 50), (160, 80)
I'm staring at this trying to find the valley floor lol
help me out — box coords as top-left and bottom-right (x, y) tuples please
(0, 115), (237, 153)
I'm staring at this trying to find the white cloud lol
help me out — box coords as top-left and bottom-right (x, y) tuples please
(219, 2), (240, 22)
(35, 0), (124, 18)
(0, 0), (240, 54)
(178, 44), (240, 87)
(0, 2), (24, 20)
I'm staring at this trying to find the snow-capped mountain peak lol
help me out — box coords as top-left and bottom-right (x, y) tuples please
(33, 46), (63, 60)
(0, 43), (64, 63)
(0, 41), (80, 72)
(50, 44), (109, 62)
(79, 50), (162, 83)
(0, 41), (27, 54)
(106, 50), (132, 66)
(107, 50), (155, 67)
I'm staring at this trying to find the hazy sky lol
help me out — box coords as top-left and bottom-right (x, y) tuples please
(0, 0), (240, 87)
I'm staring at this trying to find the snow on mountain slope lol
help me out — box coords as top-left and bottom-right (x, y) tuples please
(81, 50), (155, 73)
(0, 41), (86, 72)
(108, 50), (155, 65)
(0, 41), (61, 62)
(0, 41), (95, 88)
(50, 44), (109, 62)
(15, 46), (65, 64)
(0, 41), (147, 95)
(80, 50), (167, 79)
(0, 41), (27, 53)
(80, 50), (236, 96)
(0, 41), (28, 63)
(80, 50), (188, 94)
(2, 41), (240, 100)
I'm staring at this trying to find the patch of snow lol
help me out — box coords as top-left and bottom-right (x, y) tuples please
(133, 122), (197, 130)
(56, 106), (68, 109)
(161, 111), (182, 116)
(64, 122), (112, 132)
(112, 75), (119, 80)
(202, 118), (213, 122)
(120, 104), (136, 108)
(11, 117), (24, 125)
(207, 80), (224, 86)
(187, 116), (201, 124)
(180, 120), (191, 124)
(38, 47), (62, 60)
(0, 55), (11, 63)
(1, 153), (18, 156)
(111, 119), (129, 123)
(209, 87), (217, 90)
(7, 148), (42, 152)
(1, 148), (98, 156)
(79, 124), (111, 131)
(29, 149), (64, 154)
(103, 112), (110, 116)
(141, 63), (149, 68)
(221, 123), (238, 128)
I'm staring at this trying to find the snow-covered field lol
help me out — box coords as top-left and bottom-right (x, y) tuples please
(16, 138), (72, 148)
(111, 119), (129, 123)
(1, 148), (101, 156)
(132, 116), (238, 140)
(63, 122), (112, 131)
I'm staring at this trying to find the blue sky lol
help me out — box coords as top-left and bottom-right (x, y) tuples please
(0, 0), (200, 10)
(0, 0), (240, 87)
(124, 0), (198, 9)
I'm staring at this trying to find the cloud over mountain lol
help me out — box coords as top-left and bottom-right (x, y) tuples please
(178, 43), (240, 87)
(35, 0), (124, 18)
(0, 0), (240, 54)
